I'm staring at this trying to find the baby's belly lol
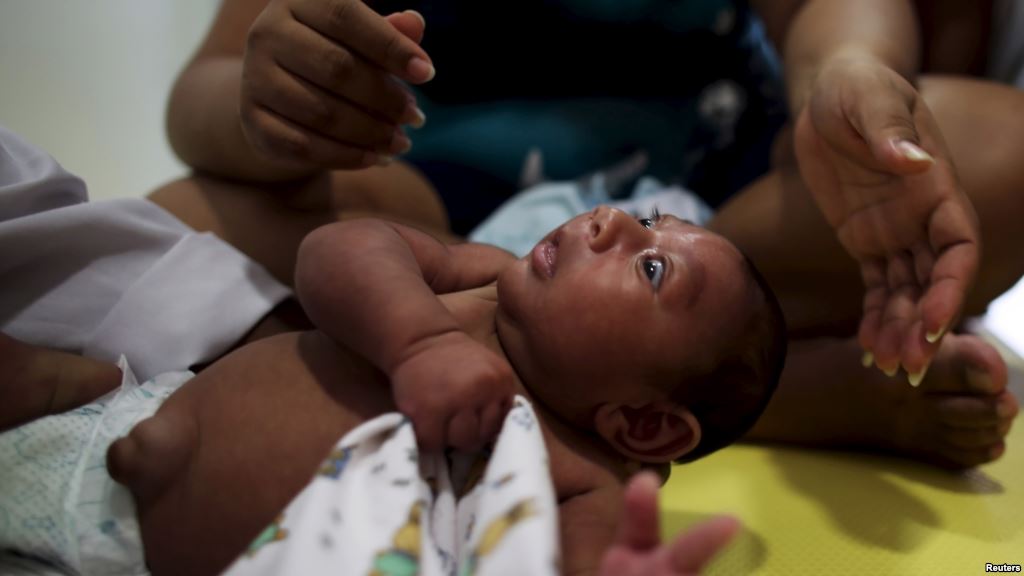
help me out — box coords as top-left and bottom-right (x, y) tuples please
(118, 331), (394, 575)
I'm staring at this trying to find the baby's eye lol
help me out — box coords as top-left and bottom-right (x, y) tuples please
(637, 207), (662, 230)
(642, 257), (665, 290)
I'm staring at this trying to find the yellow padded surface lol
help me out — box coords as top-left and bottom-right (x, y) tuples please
(660, 380), (1024, 575)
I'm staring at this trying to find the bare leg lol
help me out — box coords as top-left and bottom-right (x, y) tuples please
(749, 333), (1018, 468)
(148, 162), (452, 287)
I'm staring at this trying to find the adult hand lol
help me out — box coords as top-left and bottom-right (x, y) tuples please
(390, 331), (515, 452)
(599, 472), (739, 575)
(794, 53), (980, 382)
(240, 0), (433, 169)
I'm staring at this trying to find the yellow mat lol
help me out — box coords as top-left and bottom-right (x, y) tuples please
(660, 378), (1024, 575)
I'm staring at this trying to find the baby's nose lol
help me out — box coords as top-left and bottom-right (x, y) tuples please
(587, 206), (643, 252)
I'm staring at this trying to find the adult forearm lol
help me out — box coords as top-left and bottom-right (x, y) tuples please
(166, 58), (317, 182)
(782, 0), (921, 114)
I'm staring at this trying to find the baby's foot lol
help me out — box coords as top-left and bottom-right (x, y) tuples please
(879, 333), (1018, 468)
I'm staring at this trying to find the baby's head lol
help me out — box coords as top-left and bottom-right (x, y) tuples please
(496, 206), (786, 464)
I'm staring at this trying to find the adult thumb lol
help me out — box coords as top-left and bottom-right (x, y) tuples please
(854, 92), (934, 175)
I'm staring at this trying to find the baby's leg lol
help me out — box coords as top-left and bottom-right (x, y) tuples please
(147, 163), (452, 287)
(747, 333), (1018, 469)
(107, 331), (393, 576)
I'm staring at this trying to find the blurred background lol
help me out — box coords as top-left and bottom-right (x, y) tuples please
(0, 2), (217, 201)
(1, 1), (1022, 361)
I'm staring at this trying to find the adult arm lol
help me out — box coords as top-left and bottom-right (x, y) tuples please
(751, 0), (980, 380)
(167, 0), (431, 182)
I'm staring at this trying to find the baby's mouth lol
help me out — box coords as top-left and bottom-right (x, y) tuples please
(530, 234), (559, 279)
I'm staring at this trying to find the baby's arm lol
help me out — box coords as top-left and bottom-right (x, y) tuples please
(561, 474), (738, 576)
(295, 219), (517, 450)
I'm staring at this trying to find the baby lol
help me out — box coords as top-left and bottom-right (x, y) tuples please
(104, 206), (786, 574)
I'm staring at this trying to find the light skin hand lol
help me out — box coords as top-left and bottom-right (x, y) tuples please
(598, 472), (740, 576)
(793, 53), (981, 380)
(240, 0), (433, 170)
(390, 330), (515, 452)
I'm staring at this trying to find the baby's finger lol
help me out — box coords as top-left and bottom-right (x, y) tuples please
(668, 516), (741, 574)
(293, 0), (434, 84)
(412, 412), (448, 453)
(269, 18), (415, 126)
(616, 472), (661, 551)
(478, 403), (505, 443)
(447, 411), (481, 451)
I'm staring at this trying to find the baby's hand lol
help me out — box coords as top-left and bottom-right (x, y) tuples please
(599, 473), (739, 576)
(390, 331), (515, 452)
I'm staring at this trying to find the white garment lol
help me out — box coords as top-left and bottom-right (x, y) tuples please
(470, 176), (713, 257)
(223, 396), (560, 576)
(0, 126), (290, 381)
(0, 358), (192, 575)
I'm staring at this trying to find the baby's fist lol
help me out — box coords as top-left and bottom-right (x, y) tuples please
(390, 331), (515, 452)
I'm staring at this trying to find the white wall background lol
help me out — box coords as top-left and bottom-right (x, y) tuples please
(0, 2), (219, 200)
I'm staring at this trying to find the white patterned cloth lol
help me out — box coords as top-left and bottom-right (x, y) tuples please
(223, 396), (560, 576)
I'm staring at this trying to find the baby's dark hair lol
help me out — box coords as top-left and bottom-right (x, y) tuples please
(671, 252), (786, 463)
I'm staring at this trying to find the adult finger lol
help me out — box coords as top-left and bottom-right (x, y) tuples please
(385, 10), (426, 45)
(292, 0), (434, 84)
(918, 200), (980, 344)
(872, 255), (920, 375)
(846, 81), (933, 176)
(243, 104), (379, 168)
(858, 260), (887, 355)
(616, 472), (661, 551)
(249, 63), (408, 155)
(668, 516), (741, 574)
(268, 18), (416, 125)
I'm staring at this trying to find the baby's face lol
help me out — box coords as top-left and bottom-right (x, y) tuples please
(496, 206), (760, 422)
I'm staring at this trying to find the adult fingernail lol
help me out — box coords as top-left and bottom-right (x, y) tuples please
(907, 364), (929, 387)
(861, 351), (874, 368)
(407, 105), (427, 128)
(407, 57), (435, 82)
(897, 140), (934, 164)
(882, 365), (898, 378)
(926, 324), (947, 344)
(377, 155), (394, 166)
(405, 9), (425, 27)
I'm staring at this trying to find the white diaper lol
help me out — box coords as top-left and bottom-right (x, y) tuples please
(0, 358), (192, 575)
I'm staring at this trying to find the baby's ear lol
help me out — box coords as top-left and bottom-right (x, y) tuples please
(593, 402), (701, 463)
